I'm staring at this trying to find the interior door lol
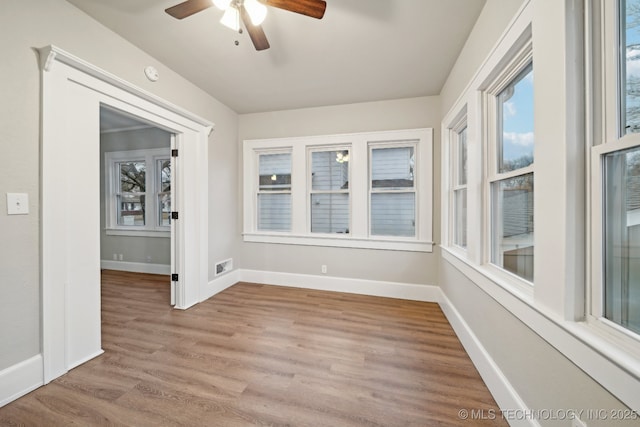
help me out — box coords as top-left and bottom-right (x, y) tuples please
(170, 134), (178, 306)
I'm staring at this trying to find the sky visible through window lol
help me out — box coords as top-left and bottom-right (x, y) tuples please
(626, 0), (640, 133)
(500, 64), (534, 172)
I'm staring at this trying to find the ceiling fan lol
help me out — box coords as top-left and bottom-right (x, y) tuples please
(165, 0), (327, 51)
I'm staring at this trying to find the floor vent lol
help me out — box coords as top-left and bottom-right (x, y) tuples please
(215, 258), (233, 276)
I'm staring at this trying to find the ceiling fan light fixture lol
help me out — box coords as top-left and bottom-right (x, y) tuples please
(220, 4), (240, 31)
(212, 0), (232, 10)
(244, 0), (268, 26)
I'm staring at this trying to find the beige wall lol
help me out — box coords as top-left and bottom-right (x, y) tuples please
(0, 0), (239, 371)
(238, 96), (441, 285)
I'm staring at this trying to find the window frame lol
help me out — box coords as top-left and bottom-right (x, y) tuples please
(483, 40), (535, 288)
(255, 149), (293, 233)
(307, 146), (352, 236)
(243, 128), (433, 252)
(104, 148), (171, 237)
(450, 111), (469, 250)
(589, 0), (640, 345)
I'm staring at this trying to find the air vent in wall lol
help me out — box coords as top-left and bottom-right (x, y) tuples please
(215, 258), (233, 276)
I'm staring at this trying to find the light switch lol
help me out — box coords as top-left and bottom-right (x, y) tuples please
(7, 193), (29, 215)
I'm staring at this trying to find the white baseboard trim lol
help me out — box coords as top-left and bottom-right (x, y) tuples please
(239, 269), (440, 302)
(201, 269), (241, 302)
(438, 291), (538, 427)
(0, 354), (43, 408)
(101, 260), (170, 275)
(68, 350), (104, 371)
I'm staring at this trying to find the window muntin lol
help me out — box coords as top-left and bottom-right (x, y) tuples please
(310, 149), (350, 234)
(257, 152), (291, 232)
(370, 145), (416, 237)
(489, 60), (534, 283)
(453, 126), (468, 248)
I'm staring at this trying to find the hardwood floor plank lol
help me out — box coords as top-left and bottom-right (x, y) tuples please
(0, 271), (506, 426)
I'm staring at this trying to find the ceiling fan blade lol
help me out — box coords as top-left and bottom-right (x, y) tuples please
(165, 0), (213, 19)
(261, 0), (326, 19)
(240, 5), (270, 51)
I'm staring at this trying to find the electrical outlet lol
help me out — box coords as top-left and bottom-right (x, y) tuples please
(321, 265), (327, 274)
(146, 255), (152, 262)
(6, 193), (29, 215)
(118, 254), (123, 261)
(113, 253), (117, 261)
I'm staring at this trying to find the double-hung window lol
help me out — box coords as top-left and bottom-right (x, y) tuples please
(309, 148), (350, 234)
(105, 148), (171, 236)
(370, 144), (417, 237)
(591, 0), (640, 338)
(257, 151), (292, 232)
(452, 124), (468, 249)
(487, 56), (534, 283)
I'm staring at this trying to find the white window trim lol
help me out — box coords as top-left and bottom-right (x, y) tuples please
(243, 128), (433, 252)
(450, 109), (469, 251)
(105, 148), (170, 237)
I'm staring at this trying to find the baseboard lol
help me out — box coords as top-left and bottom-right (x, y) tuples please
(201, 269), (241, 302)
(101, 260), (170, 275)
(239, 269), (440, 302)
(438, 291), (538, 427)
(0, 355), (43, 408)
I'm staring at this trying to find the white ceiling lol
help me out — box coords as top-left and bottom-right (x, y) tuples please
(67, 0), (486, 114)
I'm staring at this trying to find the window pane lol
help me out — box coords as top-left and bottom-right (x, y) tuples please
(311, 150), (349, 190)
(498, 63), (534, 173)
(117, 194), (145, 226)
(158, 193), (171, 226)
(259, 153), (291, 191)
(119, 161), (146, 192)
(258, 193), (291, 231)
(371, 193), (415, 237)
(458, 127), (468, 186)
(624, 0), (640, 134)
(454, 188), (467, 248)
(159, 159), (171, 192)
(604, 147), (640, 334)
(491, 173), (534, 282)
(311, 193), (349, 234)
(371, 146), (415, 189)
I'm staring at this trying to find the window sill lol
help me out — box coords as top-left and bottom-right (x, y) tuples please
(243, 232), (434, 252)
(441, 246), (640, 411)
(105, 229), (170, 238)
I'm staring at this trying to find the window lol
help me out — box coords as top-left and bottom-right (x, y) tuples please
(591, 0), (640, 339)
(370, 145), (416, 237)
(488, 58), (534, 283)
(257, 151), (292, 232)
(453, 125), (468, 248)
(310, 148), (350, 234)
(105, 148), (171, 235)
(243, 129), (433, 252)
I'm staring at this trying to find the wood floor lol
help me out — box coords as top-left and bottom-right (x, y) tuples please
(0, 270), (506, 426)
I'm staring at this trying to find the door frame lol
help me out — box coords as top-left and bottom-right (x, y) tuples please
(39, 45), (212, 383)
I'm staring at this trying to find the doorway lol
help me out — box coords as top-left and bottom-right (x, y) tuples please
(99, 107), (175, 305)
(40, 45), (212, 384)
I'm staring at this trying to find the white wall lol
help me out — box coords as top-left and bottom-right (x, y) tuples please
(238, 97), (441, 286)
(0, 0), (238, 372)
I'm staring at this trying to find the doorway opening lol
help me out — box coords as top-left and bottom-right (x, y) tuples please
(99, 106), (175, 306)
